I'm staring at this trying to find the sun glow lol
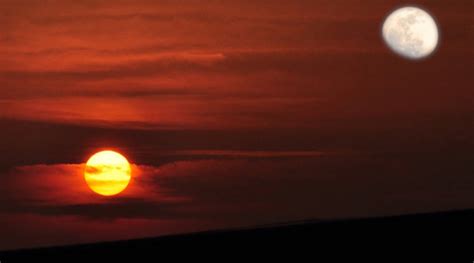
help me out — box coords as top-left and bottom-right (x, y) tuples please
(84, 150), (132, 196)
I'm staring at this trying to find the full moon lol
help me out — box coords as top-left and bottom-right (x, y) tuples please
(84, 150), (132, 196)
(382, 6), (439, 59)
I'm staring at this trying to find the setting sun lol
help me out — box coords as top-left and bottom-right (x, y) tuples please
(84, 150), (132, 196)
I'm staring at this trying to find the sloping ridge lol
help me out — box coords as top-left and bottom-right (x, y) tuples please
(2, 209), (474, 259)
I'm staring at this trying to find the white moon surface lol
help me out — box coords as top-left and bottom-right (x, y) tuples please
(382, 6), (439, 59)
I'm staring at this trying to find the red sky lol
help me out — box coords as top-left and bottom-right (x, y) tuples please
(0, 0), (473, 250)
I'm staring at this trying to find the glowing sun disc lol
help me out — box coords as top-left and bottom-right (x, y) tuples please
(84, 150), (131, 196)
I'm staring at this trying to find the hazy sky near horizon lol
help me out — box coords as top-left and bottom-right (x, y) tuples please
(0, 0), (473, 250)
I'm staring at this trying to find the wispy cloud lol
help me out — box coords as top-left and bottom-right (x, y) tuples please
(1, 0), (471, 130)
(3, 154), (474, 222)
(1, 148), (474, 250)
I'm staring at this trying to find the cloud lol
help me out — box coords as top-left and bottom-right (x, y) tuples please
(2, 150), (474, 250)
(1, 135), (472, 246)
(6, 199), (191, 221)
(3, 153), (474, 223)
(1, 0), (471, 131)
(1, 46), (472, 131)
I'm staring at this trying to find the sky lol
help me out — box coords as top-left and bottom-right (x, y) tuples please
(0, 0), (473, 250)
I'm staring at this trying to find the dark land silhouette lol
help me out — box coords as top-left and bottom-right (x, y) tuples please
(2, 209), (473, 260)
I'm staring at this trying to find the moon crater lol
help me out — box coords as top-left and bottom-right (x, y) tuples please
(382, 6), (439, 59)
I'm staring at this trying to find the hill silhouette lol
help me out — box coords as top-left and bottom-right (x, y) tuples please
(2, 209), (474, 260)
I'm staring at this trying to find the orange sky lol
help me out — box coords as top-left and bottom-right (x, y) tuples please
(1, 0), (472, 130)
(0, 0), (473, 250)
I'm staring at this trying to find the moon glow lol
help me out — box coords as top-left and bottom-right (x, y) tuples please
(84, 150), (131, 196)
(382, 6), (439, 59)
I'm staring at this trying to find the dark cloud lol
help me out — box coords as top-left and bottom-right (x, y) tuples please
(2, 199), (191, 221)
(1, 116), (474, 170)
(3, 155), (474, 222)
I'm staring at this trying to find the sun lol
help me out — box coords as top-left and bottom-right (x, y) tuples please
(84, 150), (132, 196)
